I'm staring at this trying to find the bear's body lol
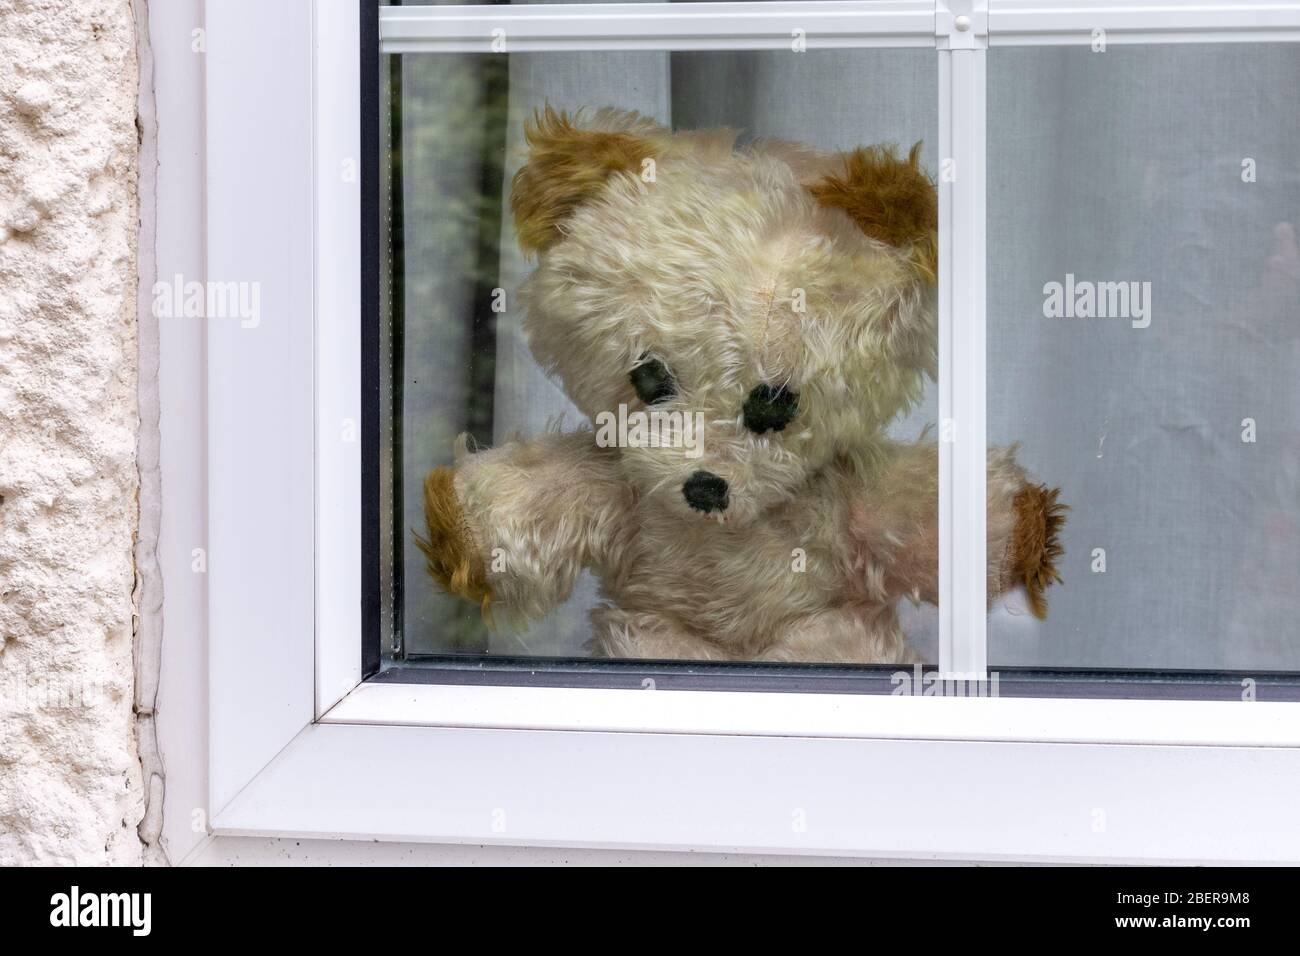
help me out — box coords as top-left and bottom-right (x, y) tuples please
(418, 108), (1065, 662)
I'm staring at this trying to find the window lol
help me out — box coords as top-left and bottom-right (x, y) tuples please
(369, 0), (1300, 692)
(182, 0), (1300, 863)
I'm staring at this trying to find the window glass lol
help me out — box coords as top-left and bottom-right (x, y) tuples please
(987, 44), (1300, 671)
(380, 41), (941, 664)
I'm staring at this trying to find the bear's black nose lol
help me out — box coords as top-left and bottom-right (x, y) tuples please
(682, 470), (729, 514)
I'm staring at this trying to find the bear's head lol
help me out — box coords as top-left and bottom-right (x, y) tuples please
(513, 107), (937, 527)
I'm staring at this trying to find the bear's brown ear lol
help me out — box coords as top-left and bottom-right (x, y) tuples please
(807, 142), (938, 281)
(510, 107), (662, 256)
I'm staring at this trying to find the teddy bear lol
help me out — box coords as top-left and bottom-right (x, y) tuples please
(416, 107), (1065, 664)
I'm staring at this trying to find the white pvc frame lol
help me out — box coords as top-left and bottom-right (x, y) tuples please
(383, 0), (937, 51)
(188, 0), (1300, 862)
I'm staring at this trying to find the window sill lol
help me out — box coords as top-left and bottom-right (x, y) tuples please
(212, 715), (1300, 863)
(325, 679), (1300, 747)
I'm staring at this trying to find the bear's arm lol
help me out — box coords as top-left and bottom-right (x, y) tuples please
(417, 431), (633, 624)
(848, 441), (1066, 618)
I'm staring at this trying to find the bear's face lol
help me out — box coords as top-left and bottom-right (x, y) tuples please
(513, 108), (937, 527)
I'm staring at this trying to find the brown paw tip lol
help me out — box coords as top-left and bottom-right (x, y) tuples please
(1012, 484), (1068, 620)
(414, 466), (493, 611)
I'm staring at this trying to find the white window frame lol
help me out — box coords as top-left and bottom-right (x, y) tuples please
(173, 0), (1300, 863)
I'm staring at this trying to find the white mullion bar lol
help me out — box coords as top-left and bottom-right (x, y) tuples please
(380, 1), (937, 53)
(937, 48), (988, 679)
(990, 0), (1300, 45)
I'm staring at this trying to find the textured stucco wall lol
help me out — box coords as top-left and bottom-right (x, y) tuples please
(0, 0), (142, 865)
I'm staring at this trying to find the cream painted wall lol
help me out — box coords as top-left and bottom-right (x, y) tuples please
(0, 0), (143, 865)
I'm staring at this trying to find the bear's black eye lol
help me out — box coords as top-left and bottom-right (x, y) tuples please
(630, 358), (676, 405)
(743, 384), (799, 434)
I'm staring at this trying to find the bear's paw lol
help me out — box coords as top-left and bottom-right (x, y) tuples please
(415, 467), (493, 615)
(1011, 483), (1068, 620)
